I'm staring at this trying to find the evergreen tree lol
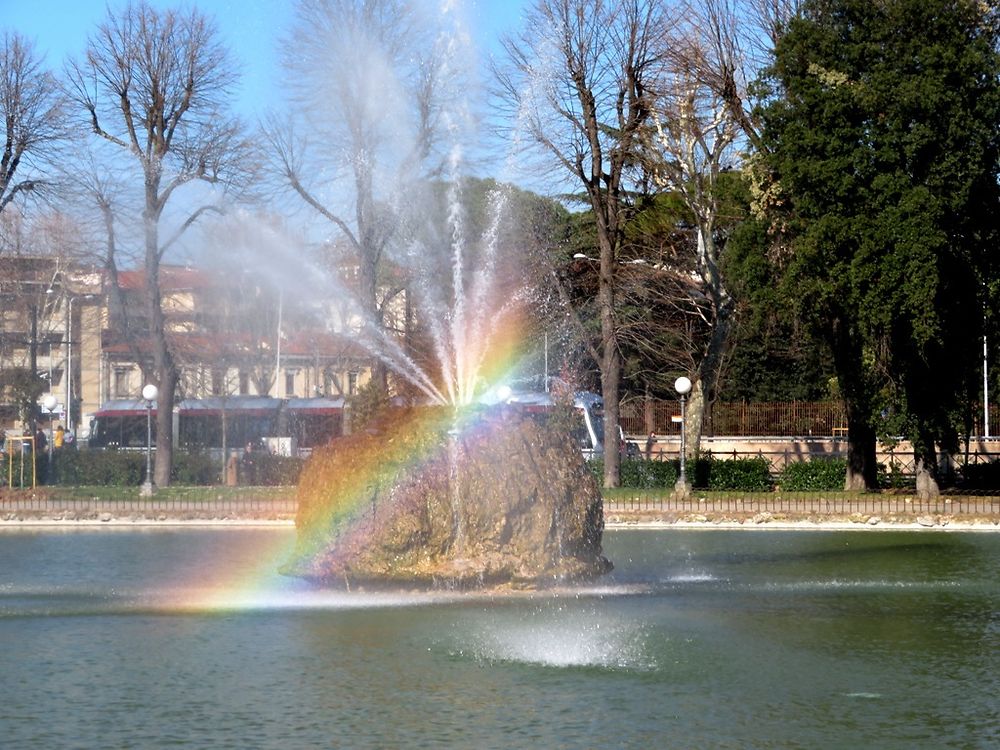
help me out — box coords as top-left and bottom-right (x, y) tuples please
(758, 0), (1000, 494)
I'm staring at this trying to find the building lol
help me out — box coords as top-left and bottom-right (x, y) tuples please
(0, 257), (374, 439)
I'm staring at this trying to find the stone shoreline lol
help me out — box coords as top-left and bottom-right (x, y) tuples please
(606, 510), (1000, 531)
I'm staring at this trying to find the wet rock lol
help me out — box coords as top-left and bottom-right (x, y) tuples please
(285, 407), (612, 589)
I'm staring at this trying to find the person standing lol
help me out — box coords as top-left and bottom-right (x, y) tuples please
(241, 442), (257, 485)
(34, 427), (47, 455)
(53, 424), (65, 450)
(645, 432), (656, 461)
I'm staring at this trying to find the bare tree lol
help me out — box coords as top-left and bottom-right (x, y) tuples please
(496, 0), (667, 488)
(0, 31), (67, 214)
(65, 1), (252, 487)
(642, 29), (742, 457)
(678, 0), (802, 151)
(55, 153), (154, 392)
(264, 0), (447, 395)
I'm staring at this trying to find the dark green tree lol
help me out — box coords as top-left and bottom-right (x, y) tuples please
(758, 0), (1000, 494)
(721, 216), (836, 402)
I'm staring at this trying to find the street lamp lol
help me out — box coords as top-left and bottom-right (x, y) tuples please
(42, 394), (57, 475)
(140, 383), (158, 497)
(674, 376), (692, 496)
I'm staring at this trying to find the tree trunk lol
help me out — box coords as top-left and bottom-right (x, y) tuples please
(914, 456), (940, 501)
(844, 414), (878, 491)
(828, 317), (878, 490)
(913, 427), (940, 501)
(596, 214), (621, 489)
(685, 384), (705, 461)
(601, 339), (622, 489)
(687, 303), (734, 458)
(153, 370), (177, 487)
(146, 203), (177, 488)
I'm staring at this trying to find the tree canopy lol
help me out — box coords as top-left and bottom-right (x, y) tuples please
(757, 0), (1000, 492)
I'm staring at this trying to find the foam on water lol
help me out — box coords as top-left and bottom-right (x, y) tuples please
(448, 605), (657, 671)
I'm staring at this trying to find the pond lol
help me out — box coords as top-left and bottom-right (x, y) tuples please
(1, 526), (998, 748)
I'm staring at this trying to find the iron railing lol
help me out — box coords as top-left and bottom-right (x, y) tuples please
(3, 493), (999, 520)
(0, 496), (297, 514)
(619, 399), (848, 437)
(621, 399), (1000, 439)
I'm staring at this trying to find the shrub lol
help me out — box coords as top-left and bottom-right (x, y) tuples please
(255, 454), (305, 486)
(877, 461), (911, 490)
(589, 458), (677, 488)
(46, 448), (296, 487)
(49, 448), (145, 486)
(702, 456), (774, 491)
(589, 456), (772, 491)
(780, 459), (847, 491)
(171, 452), (220, 485)
(958, 461), (1000, 491)
(620, 458), (678, 488)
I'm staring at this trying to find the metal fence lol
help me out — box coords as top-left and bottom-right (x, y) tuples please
(620, 399), (1000, 439)
(0, 496), (297, 515)
(3, 493), (1000, 521)
(619, 399), (848, 437)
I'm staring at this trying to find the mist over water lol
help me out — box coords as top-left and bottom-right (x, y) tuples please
(203, 0), (547, 407)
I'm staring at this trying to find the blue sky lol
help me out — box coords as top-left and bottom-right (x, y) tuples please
(1, 0), (529, 121)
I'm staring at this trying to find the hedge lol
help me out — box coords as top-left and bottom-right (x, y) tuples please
(958, 462), (1000, 491)
(589, 456), (773, 492)
(779, 459), (847, 491)
(2, 448), (306, 487)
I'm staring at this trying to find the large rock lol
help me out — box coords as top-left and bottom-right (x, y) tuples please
(283, 406), (612, 588)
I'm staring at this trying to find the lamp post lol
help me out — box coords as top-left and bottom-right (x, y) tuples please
(140, 383), (158, 497)
(42, 394), (57, 476)
(674, 376), (692, 496)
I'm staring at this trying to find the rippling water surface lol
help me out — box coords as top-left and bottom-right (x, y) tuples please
(1, 526), (998, 748)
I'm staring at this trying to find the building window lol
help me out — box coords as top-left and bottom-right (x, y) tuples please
(113, 368), (131, 398)
(324, 371), (339, 396)
(211, 369), (224, 396)
(239, 371), (249, 395)
(348, 371), (358, 396)
(285, 370), (296, 397)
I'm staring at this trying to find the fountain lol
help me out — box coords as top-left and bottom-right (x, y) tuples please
(273, 3), (612, 588)
(283, 403), (611, 588)
(279, 179), (612, 588)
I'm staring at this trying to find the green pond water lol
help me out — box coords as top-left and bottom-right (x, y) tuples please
(0, 526), (998, 749)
